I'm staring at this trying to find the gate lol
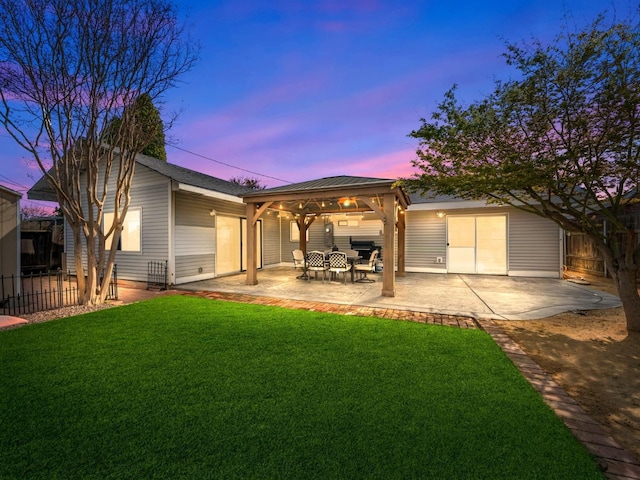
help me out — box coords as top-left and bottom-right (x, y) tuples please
(147, 261), (168, 290)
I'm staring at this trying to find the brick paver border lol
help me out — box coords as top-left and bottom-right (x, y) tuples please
(478, 319), (640, 480)
(187, 290), (640, 480)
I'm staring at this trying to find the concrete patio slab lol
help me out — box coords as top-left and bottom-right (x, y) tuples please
(178, 268), (621, 321)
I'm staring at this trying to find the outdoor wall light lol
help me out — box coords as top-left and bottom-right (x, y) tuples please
(209, 209), (216, 216)
(436, 211), (446, 218)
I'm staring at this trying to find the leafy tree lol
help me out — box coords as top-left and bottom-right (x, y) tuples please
(229, 176), (266, 190)
(0, 0), (198, 305)
(105, 94), (167, 161)
(403, 12), (640, 332)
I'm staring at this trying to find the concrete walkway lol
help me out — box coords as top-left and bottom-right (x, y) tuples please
(178, 268), (621, 321)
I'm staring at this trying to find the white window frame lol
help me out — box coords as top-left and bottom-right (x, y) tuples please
(104, 207), (142, 253)
(290, 221), (309, 242)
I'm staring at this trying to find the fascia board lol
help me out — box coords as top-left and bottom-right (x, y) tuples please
(177, 183), (244, 204)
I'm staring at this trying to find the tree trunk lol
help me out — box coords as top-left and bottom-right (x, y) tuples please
(594, 228), (640, 333)
(73, 225), (88, 305)
(611, 267), (640, 332)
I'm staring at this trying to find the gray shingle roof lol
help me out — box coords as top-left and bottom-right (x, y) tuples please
(408, 192), (467, 204)
(28, 153), (253, 201)
(246, 175), (396, 196)
(136, 155), (252, 196)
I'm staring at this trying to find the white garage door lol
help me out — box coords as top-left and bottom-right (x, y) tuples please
(447, 215), (507, 275)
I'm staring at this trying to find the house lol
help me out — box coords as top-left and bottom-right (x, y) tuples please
(404, 194), (563, 278)
(0, 185), (21, 279)
(28, 154), (270, 285)
(242, 179), (563, 296)
(28, 156), (563, 293)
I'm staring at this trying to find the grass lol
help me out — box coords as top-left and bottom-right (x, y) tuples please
(0, 295), (604, 479)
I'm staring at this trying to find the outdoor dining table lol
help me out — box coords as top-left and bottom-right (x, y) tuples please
(296, 251), (362, 283)
(345, 253), (362, 283)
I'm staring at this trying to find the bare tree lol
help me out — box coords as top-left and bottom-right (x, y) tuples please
(0, 0), (198, 305)
(20, 204), (55, 220)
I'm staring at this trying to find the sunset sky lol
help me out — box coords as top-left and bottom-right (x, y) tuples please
(0, 0), (620, 209)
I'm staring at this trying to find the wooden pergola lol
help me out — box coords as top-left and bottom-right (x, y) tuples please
(242, 176), (411, 297)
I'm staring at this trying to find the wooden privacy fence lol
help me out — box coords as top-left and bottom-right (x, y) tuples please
(1, 266), (118, 316)
(565, 231), (639, 277)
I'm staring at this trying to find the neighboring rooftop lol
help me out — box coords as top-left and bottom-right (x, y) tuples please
(0, 185), (22, 198)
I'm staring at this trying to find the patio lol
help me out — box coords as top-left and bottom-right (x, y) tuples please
(179, 267), (621, 321)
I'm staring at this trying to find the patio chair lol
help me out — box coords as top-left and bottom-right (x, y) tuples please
(306, 250), (328, 282)
(292, 249), (305, 270)
(354, 250), (379, 283)
(328, 251), (351, 284)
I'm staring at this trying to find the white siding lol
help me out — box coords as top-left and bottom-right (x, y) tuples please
(405, 210), (447, 272)
(175, 191), (244, 226)
(261, 214), (281, 266)
(405, 206), (561, 277)
(174, 192), (219, 282)
(0, 188), (20, 278)
(509, 209), (562, 276)
(65, 163), (171, 283)
(176, 226), (216, 255)
(175, 254), (216, 283)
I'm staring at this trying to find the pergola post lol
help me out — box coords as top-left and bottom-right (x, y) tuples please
(245, 202), (258, 285)
(382, 192), (396, 297)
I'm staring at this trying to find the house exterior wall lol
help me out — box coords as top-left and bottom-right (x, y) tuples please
(174, 191), (227, 283)
(260, 213), (281, 266)
(173, 192), (281, 282)
(65, 163), (171, 283)
(406, 211), (447, 273)
(405, 206), (562, 277)
(279, 214), (385, 261)
(507, 208), (562, 276)
(0, 187), (20, 279)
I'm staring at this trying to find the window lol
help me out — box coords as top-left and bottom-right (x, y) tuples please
(290, 221), (309, 242)
(104, 208), (141, 252)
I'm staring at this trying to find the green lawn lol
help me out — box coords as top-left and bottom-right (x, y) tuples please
(0, 295), (603, 479)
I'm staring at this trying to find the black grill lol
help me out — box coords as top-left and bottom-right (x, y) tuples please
(349, 237), (380, 260)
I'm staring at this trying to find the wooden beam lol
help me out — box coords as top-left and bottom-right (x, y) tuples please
(252, 201), (273, 224)
(382, 193), (396, 297)
(245, 203), (258, 285)
(242, 184), (395, 204)
(357, 196), (385, 219)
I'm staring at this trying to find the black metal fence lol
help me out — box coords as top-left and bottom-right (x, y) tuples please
(147, 261), (168, 290)
(1, 266), (118, 316)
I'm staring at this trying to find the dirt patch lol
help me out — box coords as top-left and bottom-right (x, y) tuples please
(495, 274), (640, 461)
